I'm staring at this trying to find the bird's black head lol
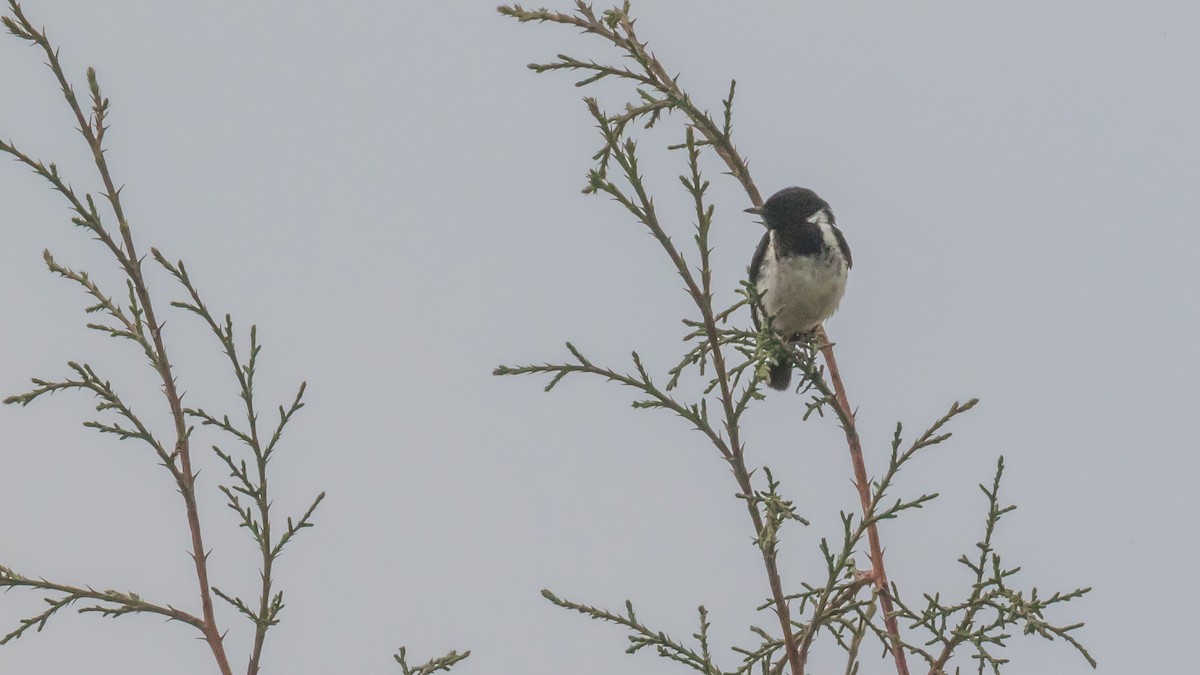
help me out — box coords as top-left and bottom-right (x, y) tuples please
(745, 187), (831, 229)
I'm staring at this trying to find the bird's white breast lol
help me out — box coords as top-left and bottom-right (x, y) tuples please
(756, 225), (849, 337)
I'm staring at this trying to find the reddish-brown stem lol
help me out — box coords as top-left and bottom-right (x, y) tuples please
(8, 5), (234, 672)
(671, 38), (909, 666)
(106, 143), (235, 675)
(818, 329), (910, 675)
(77, 84), (233, 675)
(504, 7), (909, 673)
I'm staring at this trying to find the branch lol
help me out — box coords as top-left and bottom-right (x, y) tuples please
(0, 563), (203, 645)
(2, 3), (230, 671)
(541, 590), (722, 673)
(154, 248), (317, 675)
(394, 646), (471, 675)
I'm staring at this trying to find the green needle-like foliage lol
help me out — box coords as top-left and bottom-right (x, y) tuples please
(394, 647), (472, 675)
(890, 457), (1096, 674)
(0, 2), (467, 673)
(496, 3), (1093, 674)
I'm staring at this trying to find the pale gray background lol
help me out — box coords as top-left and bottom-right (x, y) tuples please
(1, 1), (1196, 673)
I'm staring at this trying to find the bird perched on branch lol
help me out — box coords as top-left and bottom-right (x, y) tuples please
(747, 187), (852, 391)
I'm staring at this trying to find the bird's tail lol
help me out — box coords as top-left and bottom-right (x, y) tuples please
(768, 360), (791, 391)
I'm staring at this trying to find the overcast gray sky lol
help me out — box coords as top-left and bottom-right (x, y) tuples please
(1, 1), (1197, 673)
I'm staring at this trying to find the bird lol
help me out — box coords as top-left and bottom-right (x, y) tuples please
(746, 187), (853, 391)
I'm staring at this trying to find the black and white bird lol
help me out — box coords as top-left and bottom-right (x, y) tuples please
(747, 187), (853, 391)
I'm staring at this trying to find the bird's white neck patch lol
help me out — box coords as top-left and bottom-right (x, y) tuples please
(806, 208), (832, 226)
(805, 208), (843, 260)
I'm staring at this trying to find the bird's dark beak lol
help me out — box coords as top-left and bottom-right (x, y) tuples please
(744, 206), (765, 216)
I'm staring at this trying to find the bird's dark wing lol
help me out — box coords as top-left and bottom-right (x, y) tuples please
(832, 225), (853, 269)
(748, 231), (770, 330)
(749, 231), (770, 282)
